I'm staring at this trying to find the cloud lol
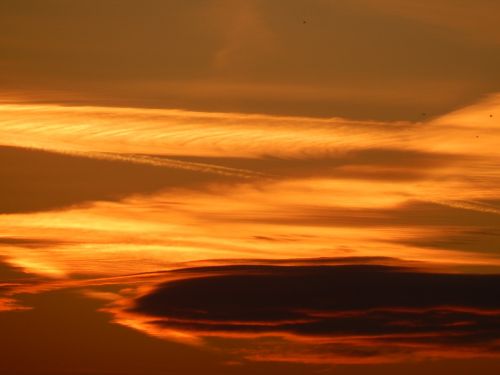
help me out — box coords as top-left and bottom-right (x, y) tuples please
(108, 262), (500, 364)
(0, 297), (30, 312)
(0, 236), (66, 248)
(0, 96), (499, 306)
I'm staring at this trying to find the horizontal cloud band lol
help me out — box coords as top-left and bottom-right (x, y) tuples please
(123, 263), (500, 364)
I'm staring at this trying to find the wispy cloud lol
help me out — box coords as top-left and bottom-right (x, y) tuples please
(0, 95), (499, 368)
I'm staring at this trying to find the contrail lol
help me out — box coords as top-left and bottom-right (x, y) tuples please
(429, 199), (500, 216)
(26, 146), (275, 180)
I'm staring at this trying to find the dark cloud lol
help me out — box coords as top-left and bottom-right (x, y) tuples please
(0, 237), (68, 248)
(307, 200), (500, 229)
(0, 261), (34, 282)
(400, 227), (500, 255)
(179, 256), (410, 268)
(187, 198), (500, 261)
(384, 200), (500, 256)
(134, 264), (500, 320)
(127, 263), (500, 363)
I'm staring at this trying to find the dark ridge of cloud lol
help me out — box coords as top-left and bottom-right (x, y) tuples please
(0, 237), (69, 249)
(338, 200), (500, 229)
(377, 201), (500, 228)
(207, 200), (500, 230)
(398, 227), (500, 256)
(158, 309), (500, 343)
(0, 261), (34, 282)
(133, 265), (500, 321)
(171, 256), (411, 271)
(382, 200), (500, 255)
(0, 145), (239, 213)
(126, 264), (500, 362)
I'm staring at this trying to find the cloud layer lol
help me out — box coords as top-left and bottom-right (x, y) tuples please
(117, 262), (500, 364)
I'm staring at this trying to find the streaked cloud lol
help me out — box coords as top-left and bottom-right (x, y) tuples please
(0, 96), (499, 280)
(1, 1), (499, 373)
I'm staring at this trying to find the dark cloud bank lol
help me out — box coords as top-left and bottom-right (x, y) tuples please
(128, 262), (500, 363)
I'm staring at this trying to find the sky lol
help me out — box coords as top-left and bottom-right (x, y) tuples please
(1, 1), (500, 374)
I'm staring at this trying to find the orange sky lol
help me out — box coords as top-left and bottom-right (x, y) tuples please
(1, 1), (500, 374)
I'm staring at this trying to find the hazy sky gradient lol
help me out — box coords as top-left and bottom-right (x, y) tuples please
(1, 0), (499, 119)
